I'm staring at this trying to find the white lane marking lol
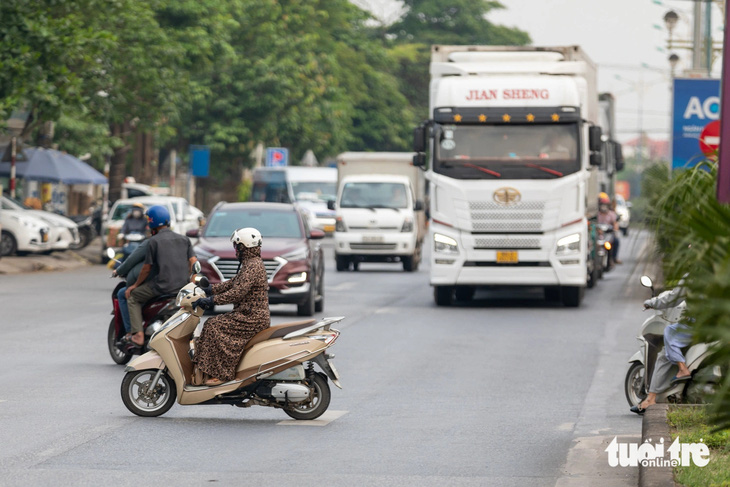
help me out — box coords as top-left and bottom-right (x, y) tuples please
(277, 410), (347, 426)
(557, 422), (574, 431)
(331, 282), (357, 291)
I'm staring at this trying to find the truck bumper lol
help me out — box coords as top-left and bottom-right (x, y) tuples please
(334, 232), (416, 257)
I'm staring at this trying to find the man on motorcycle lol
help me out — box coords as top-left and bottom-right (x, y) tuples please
(125, 205), (197, 347)
(630, 279), (693, 415)
(597, 192), (621, 265)
(112, 238), (151, 336)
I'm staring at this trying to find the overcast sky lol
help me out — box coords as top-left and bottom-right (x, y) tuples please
(355, 0), (726, 142)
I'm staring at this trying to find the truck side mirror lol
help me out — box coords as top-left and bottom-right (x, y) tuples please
(590, 153), (603, 166)
(589, 126), (602, 152)
(412, 153), (426, 168)
(414, 200), (424, 211)
(413, 125), (426, 153)
(327, 200), (335, 211)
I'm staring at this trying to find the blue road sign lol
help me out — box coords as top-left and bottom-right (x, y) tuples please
(672, 78), (721, 170)
(190, 145), (210, 177)
(266, 147), (289, 167)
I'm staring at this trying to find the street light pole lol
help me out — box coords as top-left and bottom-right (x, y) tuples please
(10, 136), (16, 199)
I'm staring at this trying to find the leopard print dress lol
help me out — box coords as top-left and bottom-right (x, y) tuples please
(194, 246), (270, 381)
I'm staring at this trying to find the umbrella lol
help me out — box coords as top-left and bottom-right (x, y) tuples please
(0, 147), (107, 185)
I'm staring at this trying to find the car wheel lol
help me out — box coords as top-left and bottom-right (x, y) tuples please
(314, 264), (324, 313)
(297, 282), (316, 316)
(1, 231), (17, 256)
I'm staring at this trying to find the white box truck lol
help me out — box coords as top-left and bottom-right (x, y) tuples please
(413, 45), (607, 307)
(330, 152), (426, 272)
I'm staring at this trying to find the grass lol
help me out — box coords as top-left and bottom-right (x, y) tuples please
(668, 405), (730, 486)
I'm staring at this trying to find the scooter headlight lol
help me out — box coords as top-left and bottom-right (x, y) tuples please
(176, 288), (194, 307)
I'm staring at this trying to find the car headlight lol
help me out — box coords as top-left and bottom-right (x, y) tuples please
(401, 217), (414, 233)
(195, 247), (214, 260)
(287, 272), (307, 283)
(556, 233), (581, 254)
(282, 247), (308, 262)
(335, 216), (346, 232)
(434, 233), (458, 254)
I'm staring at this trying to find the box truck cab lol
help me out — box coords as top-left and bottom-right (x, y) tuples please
(330, 152), (426, 272)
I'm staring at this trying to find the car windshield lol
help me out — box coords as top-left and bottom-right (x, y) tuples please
(203, 209), (303, 239)
(340, 182), (408, 209)
(291, 181), (336, 203)
(111, 204), (135, 220)
(1, 196), (28, 210)
(434, 123), (580, 180)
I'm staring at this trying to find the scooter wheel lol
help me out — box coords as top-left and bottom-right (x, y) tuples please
(283, 373), (331, 421)
(121, 370), (176, 417)
(624, 362), (647, 407)
(108, 318), (133, 365)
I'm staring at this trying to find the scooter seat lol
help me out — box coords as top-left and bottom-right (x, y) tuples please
(244, 319), (316, 351)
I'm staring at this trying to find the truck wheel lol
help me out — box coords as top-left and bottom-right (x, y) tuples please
(402, 255), (418, 272)
(455, 286), (475, 302)
(561, 286), (584, 307)
(335, 255), (348, 272)
(434, 286), (454, 306)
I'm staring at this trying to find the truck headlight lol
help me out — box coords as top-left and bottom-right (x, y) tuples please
(401, 217), (414, 233)
(335, 217), (346, 232)
(556, 233), (581, 254)
(434, 233), (458, 254)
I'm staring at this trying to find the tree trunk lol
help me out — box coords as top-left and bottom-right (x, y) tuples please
(132, 129), (156, 184)
(108, 122), (130, 203)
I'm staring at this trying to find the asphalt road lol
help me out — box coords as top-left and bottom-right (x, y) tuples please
(0, 232), (652, 486)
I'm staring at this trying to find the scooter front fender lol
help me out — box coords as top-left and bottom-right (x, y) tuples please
(628, 349), (644, 365)
(125, 351), (165, 372)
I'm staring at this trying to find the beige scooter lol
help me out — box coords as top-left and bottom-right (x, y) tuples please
(121, 270), (342, 420)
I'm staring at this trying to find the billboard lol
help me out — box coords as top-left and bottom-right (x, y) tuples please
(265, 147), (289, 167)
(672, 78), (721, 170)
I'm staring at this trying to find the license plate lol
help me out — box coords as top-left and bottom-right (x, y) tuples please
(42, 233), (49, 243)
(496, 251), (518, 263)
(327, 359), (340, 380)
(363, 236), (384, 243)
(323, 224), (335, 233)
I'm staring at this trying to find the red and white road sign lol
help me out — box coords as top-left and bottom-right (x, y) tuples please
(699, 120), (721, 156)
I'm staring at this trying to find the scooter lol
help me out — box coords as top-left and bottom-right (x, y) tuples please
(624, 275), (721, 407)
(595, 223), (615, 275)
(106, 248), (178, 364)
(120, 266), (342, 420)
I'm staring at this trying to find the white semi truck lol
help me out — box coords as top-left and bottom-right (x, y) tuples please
(330, 152), (426, 272)
(413, 45), (606, 307)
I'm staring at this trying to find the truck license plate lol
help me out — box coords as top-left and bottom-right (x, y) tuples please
(363, 236), (384, 243)
(496, 251), (518, 263)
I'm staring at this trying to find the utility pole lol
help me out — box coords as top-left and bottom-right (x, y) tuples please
(9, 137), (16, 198)
(692, 0), (704, 70)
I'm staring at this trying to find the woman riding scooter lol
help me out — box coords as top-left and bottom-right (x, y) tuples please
(192, 227), (270, 386)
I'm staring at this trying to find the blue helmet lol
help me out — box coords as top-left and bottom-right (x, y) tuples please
(146, 205), (170, 229)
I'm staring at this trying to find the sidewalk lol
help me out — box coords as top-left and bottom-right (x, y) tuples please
(0, 237), (102, 274)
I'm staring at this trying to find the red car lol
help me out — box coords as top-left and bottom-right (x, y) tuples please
(188, 202), (325, 316)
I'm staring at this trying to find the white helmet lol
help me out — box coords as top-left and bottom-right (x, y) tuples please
(230, 227), (262, 248)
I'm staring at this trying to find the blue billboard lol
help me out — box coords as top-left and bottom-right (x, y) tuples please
(190, 145), (210, 178)
(672, 78), (721, 170)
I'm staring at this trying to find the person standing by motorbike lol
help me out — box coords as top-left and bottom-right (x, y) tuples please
(125, 205), (197, 347)
(630, 278), (693, 415)
(597, 192), (621, 265)
(191, 227), (270, 386)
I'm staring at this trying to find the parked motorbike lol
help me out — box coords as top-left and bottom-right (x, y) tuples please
(624, 275), (721, 407)
(68, 215), (97, 250)
(120, 267), (342, 420)
(106, 248), (178, 364)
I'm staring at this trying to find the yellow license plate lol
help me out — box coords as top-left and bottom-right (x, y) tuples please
(42, 233), (49, 243)
(323, 225), (335, 233)
(496, 251), (518, 263)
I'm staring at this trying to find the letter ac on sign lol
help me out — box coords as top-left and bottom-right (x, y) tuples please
(672, 78), (721, 170)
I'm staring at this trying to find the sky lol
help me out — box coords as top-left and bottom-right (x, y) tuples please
(355, 0), (726, 143)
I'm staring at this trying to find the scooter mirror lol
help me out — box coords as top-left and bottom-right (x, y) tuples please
(106, 248), (116, 260)
(193, 261), (202, 274)
(640, 275), (653, 288)
(194, 275), (209, 288)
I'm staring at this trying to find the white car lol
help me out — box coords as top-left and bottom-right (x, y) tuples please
(102, 196), (204, 259)
(1, 196), (80, 251)
(0, 208), (51, 256)
(615, 195), (631, 236)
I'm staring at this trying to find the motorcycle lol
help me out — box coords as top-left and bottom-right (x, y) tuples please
(106, 248), (179, 364)
(68, 215), (97, 250)
(595, 223), (615, 275)
(120, 266), (342, 420)
(624, 275), (721, 407)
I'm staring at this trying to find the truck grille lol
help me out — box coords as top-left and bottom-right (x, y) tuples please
(473, 237), (541, 249)
(348, 226), (400, 231)
(469, 201), (545, 233)
(211, 258), (282, 282)
(350, 243), (398, 251)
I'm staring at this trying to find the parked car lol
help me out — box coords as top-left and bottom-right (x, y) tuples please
(1, 196), (80, 251)
(0, 208), (51, 256)
(102, 196), (204, 261)
(615, 194), (631, 236)
(189, 202), (325, 316)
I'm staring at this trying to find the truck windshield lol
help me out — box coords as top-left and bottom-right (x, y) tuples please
(291, 181), (336, 203)
(340, 182), (408, 209)
(434, 124), (580, 180)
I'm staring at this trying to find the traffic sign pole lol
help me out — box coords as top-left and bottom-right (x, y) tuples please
(719, 3), (730, 203)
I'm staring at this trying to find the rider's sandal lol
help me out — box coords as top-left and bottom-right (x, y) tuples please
(204, 378), (224, 386)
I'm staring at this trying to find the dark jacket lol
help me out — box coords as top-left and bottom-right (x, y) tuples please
(116, 239), (151, 285)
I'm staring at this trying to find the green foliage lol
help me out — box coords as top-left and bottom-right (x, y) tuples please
(651, 162), (730, 431)
(237, 178), (252, 202)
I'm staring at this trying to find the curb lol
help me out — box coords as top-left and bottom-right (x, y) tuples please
(640, 404), (677, 487)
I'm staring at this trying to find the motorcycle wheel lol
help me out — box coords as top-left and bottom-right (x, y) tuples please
(108, 318), (133, 365)
(121, 369), (176, 417)
(624, 362), (647, 407)
(284, 373), (331, 421)
(69, 228), (91, 250)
